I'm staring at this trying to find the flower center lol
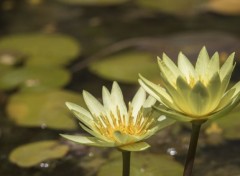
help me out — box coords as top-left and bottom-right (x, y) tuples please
(93, 104), (154, 142)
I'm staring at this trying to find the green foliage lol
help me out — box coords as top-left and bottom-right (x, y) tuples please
(0, 33), (81, 66)
(98, 151), (183, 176)
(0, 66), (70, 91)
(89, 51), (159, 84)
(7, 90), (85, 130)
(9, 140), (69, 167)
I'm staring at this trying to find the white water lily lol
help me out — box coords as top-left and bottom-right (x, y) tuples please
(61, 82), (174, 151)
(139, 47), (240, 122)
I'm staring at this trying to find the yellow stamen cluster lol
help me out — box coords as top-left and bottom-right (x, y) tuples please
(93, 104), (154, 142)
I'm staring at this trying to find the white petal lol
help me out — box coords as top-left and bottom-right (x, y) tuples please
(60, 134), (114, 147)
(66, 102), (92, 120)
(111, 82), (127, 116)
(143, 96), (156, 108)
(83, 90), (105, 116)
(178, 52), (197, 82)
(131, 87), (146, 117)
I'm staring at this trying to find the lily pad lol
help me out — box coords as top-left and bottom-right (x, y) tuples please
(0, 66), (71, 91)
(89, 51), (159, 84)
(205, 0), (240, 15)
(6, 90), (85, 130)
(98, 151), (183, 176)
(9, 140), (69, 167)
(55, 0), (128, 6)
(136, 0), (203, 15)
(0, 33), (80, 66)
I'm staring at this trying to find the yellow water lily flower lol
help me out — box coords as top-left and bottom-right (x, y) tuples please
(61, 82), (174, 151)
(139, 47), (240, 122)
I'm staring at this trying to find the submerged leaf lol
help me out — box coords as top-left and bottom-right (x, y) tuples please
(7, 90), (85, 130)
(9, 140), (69, 167)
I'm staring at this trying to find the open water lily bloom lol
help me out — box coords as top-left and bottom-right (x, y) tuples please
(139, 47), (240, 122)
(61, 82), (174, 151)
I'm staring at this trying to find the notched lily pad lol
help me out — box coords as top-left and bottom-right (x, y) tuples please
(89, 51), (159, 84)
(0, 33), (81, 66)
(98, 151), (183, 176)
(55, 0), (128, 6)
(7, 90), (85, 130)
(0, 66), (71, 91)
(9, 140), (69, 167)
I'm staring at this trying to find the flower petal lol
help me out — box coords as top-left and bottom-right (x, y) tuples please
(206, 73), (222, 112)
(216, 81), (240, 111)
(143, 95), (156, 108)
(153, 105), (193, 122)
(195, 46), (210, 77)
(119, 142), (150, 151)
(139, 75), (180, 111)
(113, 131), (137, 144)
(131, 87), (146, 117)
(60, 134), (114, 147)
(219, 52), (235, 80)
(178, 52), (197, 81)
(83, 90), (105, 116)
(207, 52), (220, 78)
(189, 81), (210, 115)
(111, 82), (127, 116)
(79, 123), (111, 142)
(66, 102), (95, 129)
(209, 95), (240, 121)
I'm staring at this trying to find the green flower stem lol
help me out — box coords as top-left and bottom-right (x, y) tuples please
(122, 151), (131, 176)
(183, 120), (205, 176)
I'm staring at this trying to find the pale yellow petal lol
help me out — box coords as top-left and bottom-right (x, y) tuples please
(119, 142), (150, 151)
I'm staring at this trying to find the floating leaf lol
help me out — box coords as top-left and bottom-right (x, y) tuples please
(98, 151), (183, 176)
(205, 0), (240, 15)
(0, 33), (81, 66)
(55, 0), (128, 6)
(89, 51), (159, 84)
(136, 0), (204, 15)
(9, 140), (69, 167)
(0, 66), (71, 91)
(7, 90), (85, 130)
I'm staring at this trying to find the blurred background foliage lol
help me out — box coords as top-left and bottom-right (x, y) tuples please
(0, 0), (240, 176)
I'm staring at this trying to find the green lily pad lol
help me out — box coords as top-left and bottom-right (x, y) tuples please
(98, 151), (183, 176)
(0, 33), (80, 66)
(211, 104), (240, 140)
(6, 90), (85, 130)
(55, 0), (128, 6)
(89, 51), (159, 84)
(9, 140), (69, 167)
(136, 0), (202, 15)
(0, 66), (71, 91)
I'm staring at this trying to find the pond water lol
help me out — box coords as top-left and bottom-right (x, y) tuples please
(1, 1), (240, 176)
